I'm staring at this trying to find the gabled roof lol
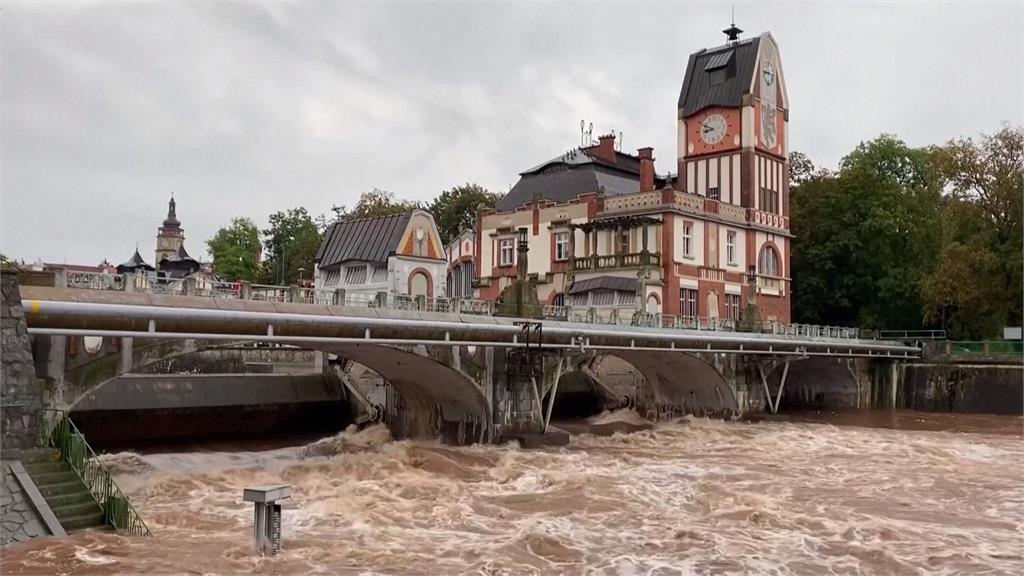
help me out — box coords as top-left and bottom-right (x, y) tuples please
(496, 147), (661, 212)
(316, 212), (412, 268)
(678, 36), (761, 117)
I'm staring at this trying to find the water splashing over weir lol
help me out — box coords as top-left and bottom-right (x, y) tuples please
(2, 411), (1021, 575)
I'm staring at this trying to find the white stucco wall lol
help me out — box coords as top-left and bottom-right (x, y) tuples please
(391, 256), (447, 297)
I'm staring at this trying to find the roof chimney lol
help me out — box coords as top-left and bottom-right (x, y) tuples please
(591, 133), (617, 163)
(638, 147), (655, 192)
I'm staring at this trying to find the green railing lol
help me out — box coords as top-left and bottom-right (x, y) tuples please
(36, 409), (151, 536)
(947, 340), (1024, 356)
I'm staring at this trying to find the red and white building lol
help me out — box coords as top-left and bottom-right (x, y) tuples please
(458, 28), (791, 323)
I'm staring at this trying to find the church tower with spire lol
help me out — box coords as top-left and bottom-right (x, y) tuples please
(155, 195), (185, 264)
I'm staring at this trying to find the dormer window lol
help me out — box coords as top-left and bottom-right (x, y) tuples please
(705, 50), (734, 86)
(704, 50), (733, 71)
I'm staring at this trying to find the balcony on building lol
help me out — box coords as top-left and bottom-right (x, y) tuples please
(568, 215), (662, 273)
(599, 186), (789, 233)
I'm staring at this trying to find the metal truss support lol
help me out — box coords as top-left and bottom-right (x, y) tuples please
(844, 358), (861, 409)
(542, 355), (566, 433)
(333, 363), (379, 422)
(528, 375), (544, 429)
(580, 359), (625, 405)
(757, 359), (791, 415)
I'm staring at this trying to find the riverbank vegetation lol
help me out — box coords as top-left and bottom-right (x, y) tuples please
(790, 125), (1022, 338)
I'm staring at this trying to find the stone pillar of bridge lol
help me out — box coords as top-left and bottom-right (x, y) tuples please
(451, 345), (461, 372)
(482, 346), (495, 440)
(119, 338), (134, 374)
(1, 270), (41, 451)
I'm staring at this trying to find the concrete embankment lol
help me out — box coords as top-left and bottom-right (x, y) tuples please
(71, 373), (351, 449)
(899, 362), (1023, 415)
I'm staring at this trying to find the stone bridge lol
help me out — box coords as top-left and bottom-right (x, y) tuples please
(17, 283), (918, 445)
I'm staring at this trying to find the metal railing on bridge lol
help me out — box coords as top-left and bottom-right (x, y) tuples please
(56, 270), (868, 340)
(877, 329), (947, 340)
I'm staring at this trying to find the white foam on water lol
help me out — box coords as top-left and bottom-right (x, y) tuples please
(4, 416), (1022, 574)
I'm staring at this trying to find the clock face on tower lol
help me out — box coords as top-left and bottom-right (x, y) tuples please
(700, 114), (727, 145)
(762, 62), (775, 87)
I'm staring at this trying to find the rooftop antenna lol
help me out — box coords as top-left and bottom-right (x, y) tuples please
(617, 131), (623, 151)
(580, 120), (586, 147)
(723, 6), (742, 43)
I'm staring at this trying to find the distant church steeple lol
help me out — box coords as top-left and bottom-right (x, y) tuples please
(155, 194), (185, 264)
(163, 194), (180, 228)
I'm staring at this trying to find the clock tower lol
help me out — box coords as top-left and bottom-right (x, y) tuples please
(155, 195), (185, 265)
(676, 25), (792, 321)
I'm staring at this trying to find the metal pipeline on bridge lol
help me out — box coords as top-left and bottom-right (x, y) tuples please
(22, 298), (921, 358)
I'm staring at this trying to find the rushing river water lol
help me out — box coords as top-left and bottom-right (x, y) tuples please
(2, 411), (1022, 575)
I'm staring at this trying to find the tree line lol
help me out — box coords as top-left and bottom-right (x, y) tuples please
(790, 125), (1022, 339)
(205, 184), (500, 286)
(206, 125), (1021, 339)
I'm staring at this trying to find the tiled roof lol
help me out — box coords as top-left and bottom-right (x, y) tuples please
(316, 213), (411, 268)
(496, 147), (663, 212)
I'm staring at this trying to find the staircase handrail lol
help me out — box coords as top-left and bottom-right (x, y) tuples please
(36, 409), (151, 536)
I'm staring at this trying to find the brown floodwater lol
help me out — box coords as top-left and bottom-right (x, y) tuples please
(2, 410), (1022, 575)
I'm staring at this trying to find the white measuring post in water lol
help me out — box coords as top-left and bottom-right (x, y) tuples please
(243, 484), (291, 556)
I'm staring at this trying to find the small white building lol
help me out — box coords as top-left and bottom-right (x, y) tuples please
(444, 228), (476, 299)
(314, 210), (447, 299)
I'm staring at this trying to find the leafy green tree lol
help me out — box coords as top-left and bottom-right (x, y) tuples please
(790, 136), (940, 330)
(261, 208), (321, 285)
(921, 201), (1006, 338)
(788, 151), (827, 186)
(428, 183), (501, 244)
(329, 189), (420, 224)
(922, 125), (1023, 337)
(206, 218), (262, 282)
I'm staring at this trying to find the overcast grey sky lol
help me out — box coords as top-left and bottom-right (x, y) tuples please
(1, 1), (1021, 264)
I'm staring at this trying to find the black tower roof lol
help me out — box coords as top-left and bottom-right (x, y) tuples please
(162, 196), (181, 228)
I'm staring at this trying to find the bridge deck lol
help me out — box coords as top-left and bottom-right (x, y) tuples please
(21, 287), (919, 358)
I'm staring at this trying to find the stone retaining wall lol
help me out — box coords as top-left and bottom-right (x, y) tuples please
(900, 363), (1024, 414)
(2, 271), (40, 450)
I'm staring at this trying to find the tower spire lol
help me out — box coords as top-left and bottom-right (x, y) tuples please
(723, 7), (742, 43)
(163, 194), (180, 228)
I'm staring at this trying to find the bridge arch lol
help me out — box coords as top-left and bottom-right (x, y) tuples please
(550, 351), (738, 421)
(320, 343), (490, 443)
(609, 350), (738, 418)
(768, 357), (862, 412)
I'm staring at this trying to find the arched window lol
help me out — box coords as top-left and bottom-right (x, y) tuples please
(409, 272), (429, 297)
(759, 246), (779, 277)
